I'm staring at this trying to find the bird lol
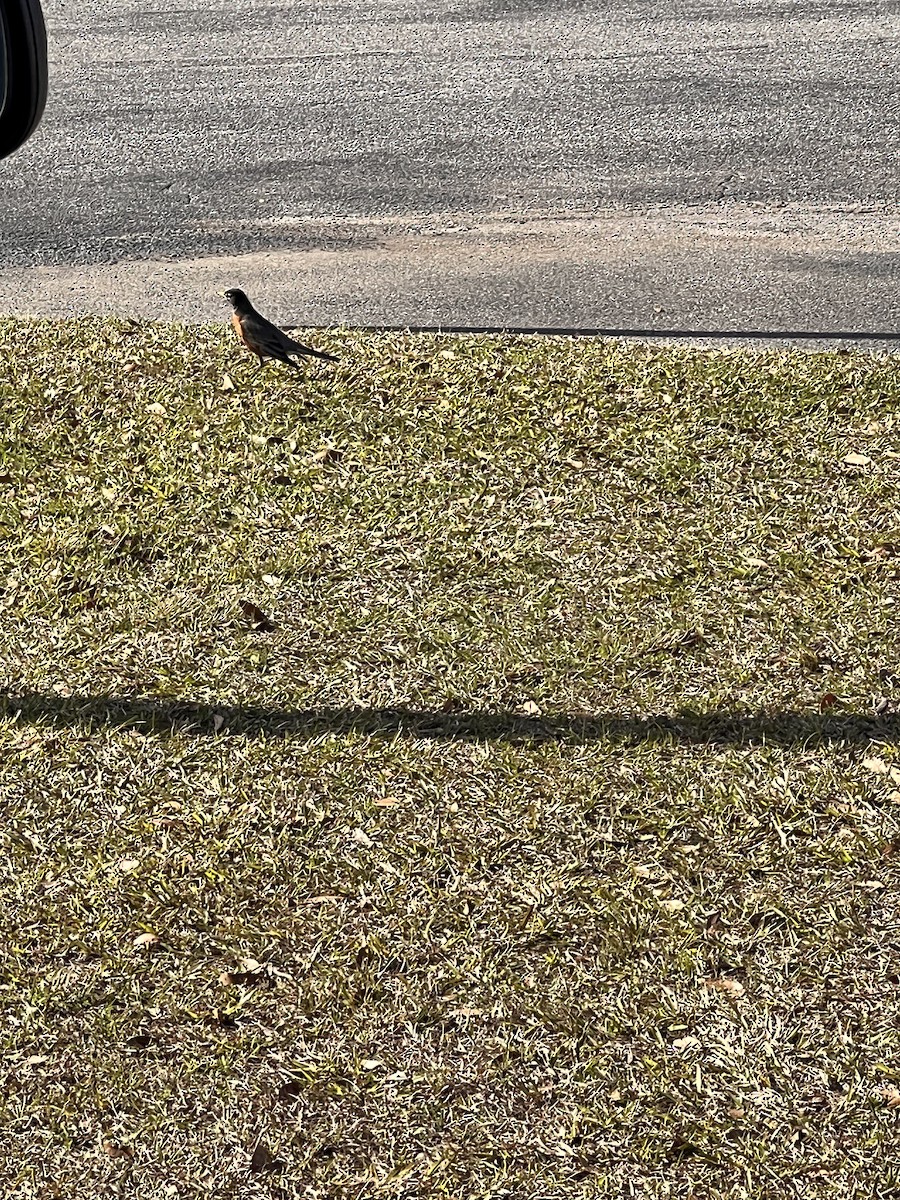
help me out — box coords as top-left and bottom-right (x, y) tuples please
(224, 288), (338, 371)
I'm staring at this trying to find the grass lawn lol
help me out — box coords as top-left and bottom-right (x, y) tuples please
(1, 319), (900, 1197)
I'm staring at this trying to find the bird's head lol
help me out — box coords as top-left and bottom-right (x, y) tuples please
(224, 288), (249, 310)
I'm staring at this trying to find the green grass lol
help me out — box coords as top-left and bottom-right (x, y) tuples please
(1, 318), (900, 1197)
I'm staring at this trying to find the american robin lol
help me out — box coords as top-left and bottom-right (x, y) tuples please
(224, 288), (338, 371)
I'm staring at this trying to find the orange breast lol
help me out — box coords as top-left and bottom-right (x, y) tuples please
(231, 311), (249, 347)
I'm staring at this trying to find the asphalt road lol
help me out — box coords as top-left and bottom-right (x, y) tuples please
(1, 0), (898, 342)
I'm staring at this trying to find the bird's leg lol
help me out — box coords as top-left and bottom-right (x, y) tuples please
(255, 354), (265, 372)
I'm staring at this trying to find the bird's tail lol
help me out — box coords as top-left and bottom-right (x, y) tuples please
(285, 333), (338, 363)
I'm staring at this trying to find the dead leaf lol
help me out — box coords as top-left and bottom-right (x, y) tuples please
(647, 629), (705, 655)
(660, 898), (685, 913)
(877, 1084), (900, 1108)
(220, 373), (235, 392)
(238, 599), (275, 632)
(858, 879), (886, 891)
(704, 977), (745, 997)
(124, 1033), (152, 1051)
(219, 964), (266, 986)
(118, 857), (140, 873)
(843, 452), (871, 466)
(608, 1088), (622, 1102)
(672, 1035), (701, 1050)
(360, 1058), (383, 1070)
(261, 573), (282, 586)
(819, 693), (839, 711)
(351, 827), (374, 848)
(374, 796), (399, 807)
(863, 756), (890, 775)
(204, 1007), (237, 1029)
(102, 1139), (133, 1159)
(249, 1141), (275, 1172)
(132, 932), (159, 950)
(727, 1106), (746, 1120)
(145, 402), (167, 417)
(309, 444), (343, 465)
(520, 699), (542, 716)
(24, 1054), (48, 1066)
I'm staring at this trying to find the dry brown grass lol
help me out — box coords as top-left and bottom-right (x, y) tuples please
(1, 320), (900, 1197)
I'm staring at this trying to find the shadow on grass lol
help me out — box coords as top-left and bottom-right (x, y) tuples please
(1, 692), (898, 747)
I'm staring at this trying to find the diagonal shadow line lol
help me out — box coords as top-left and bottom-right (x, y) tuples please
(2, 692), (898, 747)
(289, 324), (900, 343)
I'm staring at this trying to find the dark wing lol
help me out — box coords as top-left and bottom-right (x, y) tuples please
(238, 311), (297, 363)
(241, 311), (337, 365)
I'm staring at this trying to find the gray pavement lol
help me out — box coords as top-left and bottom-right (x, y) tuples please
(1, 0), (898, 343)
